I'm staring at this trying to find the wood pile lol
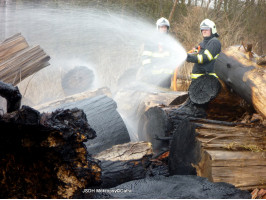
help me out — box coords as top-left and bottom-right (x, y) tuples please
(138, 44), (266, 191)
(139, 98), (265, 191)
(1, 33), (265, 197)
(0, 33), (50, 85)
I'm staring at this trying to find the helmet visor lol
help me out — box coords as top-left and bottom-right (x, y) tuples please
(200, 27), (211, 31)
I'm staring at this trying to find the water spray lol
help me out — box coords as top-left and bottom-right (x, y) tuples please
(0, 2), (187, 141)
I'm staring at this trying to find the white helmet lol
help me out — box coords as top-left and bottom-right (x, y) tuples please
(156, 17), (170, 31)
(200, 19), (218, 36)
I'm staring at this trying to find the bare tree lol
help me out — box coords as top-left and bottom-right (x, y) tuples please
(168, 0), (178, 23)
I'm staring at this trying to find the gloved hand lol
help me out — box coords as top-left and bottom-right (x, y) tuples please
(186, 53), (193, 62)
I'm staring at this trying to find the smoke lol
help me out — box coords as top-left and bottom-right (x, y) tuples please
(0, 2), (187, 141)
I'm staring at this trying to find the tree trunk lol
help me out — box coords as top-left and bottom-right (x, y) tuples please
(214, 45), (266, 118)
(0, 106), (101, 198)
(168, 0), (178, 23)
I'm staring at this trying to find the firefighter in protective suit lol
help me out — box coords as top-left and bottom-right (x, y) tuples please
(186, 19), (221, 79)
(137, 17), (173, 88)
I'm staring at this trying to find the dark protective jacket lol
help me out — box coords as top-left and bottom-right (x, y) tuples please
(139, 33), (174, 87)
(141, 35), (172, 73)
(186, 35), (221, 75)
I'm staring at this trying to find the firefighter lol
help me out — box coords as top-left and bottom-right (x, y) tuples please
(186, 19), (221, 80)
(138, 17), (173, 88)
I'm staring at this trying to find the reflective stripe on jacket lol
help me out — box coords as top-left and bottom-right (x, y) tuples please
(186, 36), (221, 74)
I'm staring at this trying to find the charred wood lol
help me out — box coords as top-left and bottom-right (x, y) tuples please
(94, 142), (153, 188)
(35, 92), (130, 155)
(114, 86), (187, 141)
(188, 75), (221, 105)
(139, 100), (265, 190)
(168, 119), (201, 175)
(205, 79), (252, 121)
(0, 106), (101, 198)
(97, 175), (251, 199)
(138, 100), (206, 154)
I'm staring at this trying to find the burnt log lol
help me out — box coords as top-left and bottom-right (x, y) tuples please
(188, 75), (221, 105)
(94, 142), (153, 188)
(0, 106), (101, 198)
(214, 45), (266, 118)
(96, 175), (251, 199)
(114, 85), (188, 141)
(35, 91), (130, 155)
(168, 119), (200, 175)
(171, 70), (252, 121)
(0, 80), (22, 112)
(137, 101), (206, 154)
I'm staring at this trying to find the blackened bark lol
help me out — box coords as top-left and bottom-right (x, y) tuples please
(188, 75), (221, 105)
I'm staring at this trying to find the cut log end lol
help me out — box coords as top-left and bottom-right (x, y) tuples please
(61, 66), (95, 96)
(188, 75), (221, 105)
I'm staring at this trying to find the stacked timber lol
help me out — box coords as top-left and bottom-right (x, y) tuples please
(139, 104), (266, 190)
(138, 44), (266, 191)
(193, 119), (266, 190)
(0, 33), (50, 85)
